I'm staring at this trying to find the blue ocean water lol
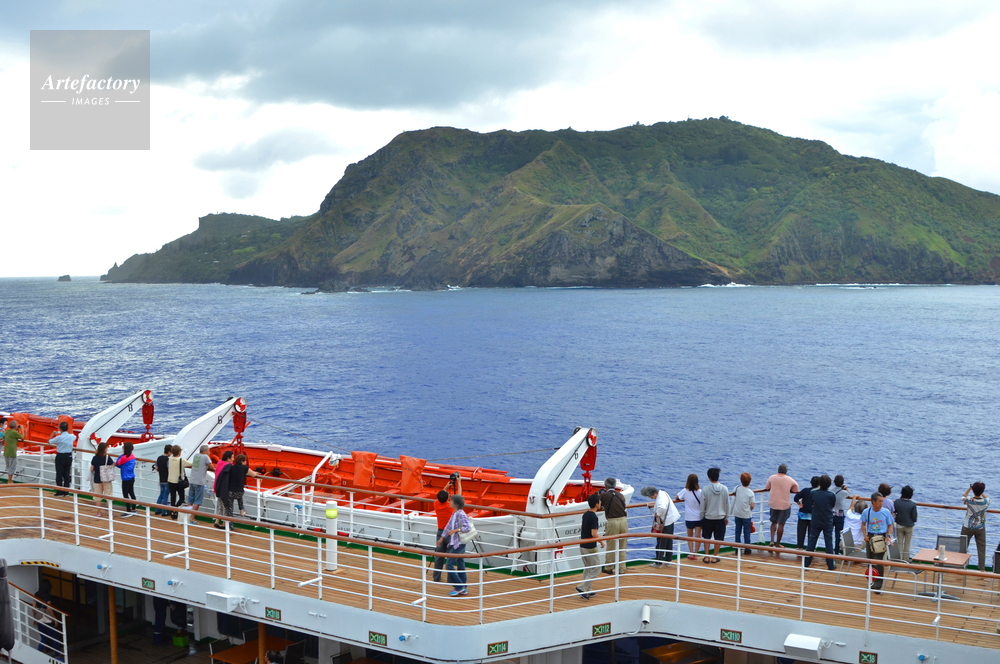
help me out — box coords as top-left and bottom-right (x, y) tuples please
(2, 278), (999, 508)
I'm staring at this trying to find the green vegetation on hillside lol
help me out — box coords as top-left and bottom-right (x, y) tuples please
(108, 120), (1000, 287)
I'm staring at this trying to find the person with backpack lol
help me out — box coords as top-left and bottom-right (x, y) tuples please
(154, 444), (172, 516)
(961, 482), (990, 571)
(862, 492), (895, 593)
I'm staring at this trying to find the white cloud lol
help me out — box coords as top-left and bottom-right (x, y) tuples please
(2, 2), (1000, 277)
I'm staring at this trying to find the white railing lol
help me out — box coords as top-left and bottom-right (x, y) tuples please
(2, 483), (1000, 650)
(10, 583), (70, 663)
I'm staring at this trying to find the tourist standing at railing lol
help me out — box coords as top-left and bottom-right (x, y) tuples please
(187, 445), (215, 524)
(441, 493), (472, 597)
(894, 486), (918, 561)
(433, 474), (462, 583)
(878, 483), (895, 518)
(90, 442), (116, 519)
(794, 477), (819, 550)
(961, 482), (990, 571)
(832, 476), (849, 555)
(225, 453), (261, 528)
(576, 493), (603, 598)
(600, 477), (629, 574)
(167, 445), (192, 521)
(843, 497), (865, 548)
(804, 475), (836, 571)
(699, 468), (730, 564)
(763, 464), (799, 553)
(48, 421), (75, 497)
(731, 473), (755, 555)
(862, 492), (894, 592)
(640, 485), (679, 566)
(154, 443), (172, 516)
(676, 474), (703, 560)
(115, 442), (137, 517)
(213, 450), (235, 528)
(3, 416), (23, 484)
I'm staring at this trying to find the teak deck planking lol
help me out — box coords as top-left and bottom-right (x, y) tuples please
(2, 487), (999, 649)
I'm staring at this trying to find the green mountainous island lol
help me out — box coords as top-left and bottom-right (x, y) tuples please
(103, 118), (1000, 288)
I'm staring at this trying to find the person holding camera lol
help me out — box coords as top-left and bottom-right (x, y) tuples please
(432, 473), (462, 583)
(962, 482), (990, 571)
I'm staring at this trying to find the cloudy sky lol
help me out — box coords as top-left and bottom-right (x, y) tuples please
(2, 0), (999, 277)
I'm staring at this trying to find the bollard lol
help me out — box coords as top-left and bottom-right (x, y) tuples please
(325, 501), (338, 571)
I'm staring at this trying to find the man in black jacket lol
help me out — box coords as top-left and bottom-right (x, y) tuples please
(804, 475), (837, 570)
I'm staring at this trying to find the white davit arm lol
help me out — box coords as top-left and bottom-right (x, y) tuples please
(77, 390), (152, 451)
(525, 427), (598, 515)
(176, 397), (246, 459)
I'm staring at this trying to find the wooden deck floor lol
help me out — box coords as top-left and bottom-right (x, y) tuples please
(4, 488), (1000, 651)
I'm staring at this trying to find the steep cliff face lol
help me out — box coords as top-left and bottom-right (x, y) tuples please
(112, 120), (1000, 287)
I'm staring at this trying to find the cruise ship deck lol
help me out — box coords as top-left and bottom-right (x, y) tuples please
(4, 481), (1000, 664)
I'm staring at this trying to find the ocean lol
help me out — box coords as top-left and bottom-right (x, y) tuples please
(2, 277), (999, 509)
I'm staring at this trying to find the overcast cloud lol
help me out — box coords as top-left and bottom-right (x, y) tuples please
(1, 0), (999, 277)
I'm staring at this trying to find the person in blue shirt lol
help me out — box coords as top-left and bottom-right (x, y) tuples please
(48, 421), (76, 496)
(115, 442), (137, 516)
(862, 492), (895, 592)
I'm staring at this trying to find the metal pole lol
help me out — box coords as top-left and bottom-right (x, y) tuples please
(400, 498), (405, 546)
(864, 572), (871, 640)
(225, 524), (232, 580)
(349, 491), (355, 537)
(256, 477), (262, 522)
(549, 555), (555, 613)
(145, 504), (152, 562)
(736, 548), (741, 612)
(325, 501), (338, 571)
(107, 499), (115, 553)
(108, 584), (118, 664)
(38, 487), (45, 539)
(269, 528), (276, 589)
(368, 546), (373, 611)
(73, 492), (80, 546)
(421, 554), (427, 623)
(799, 555), (805, 621)
(59, 609), (69, 662)
(675, 538), (680, 603)
(479, 555), (485, 624)
(316, 538), (324, 600)
(183, 517), (190, 570)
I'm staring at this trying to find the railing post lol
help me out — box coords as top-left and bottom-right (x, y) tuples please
(325, 501), (338, 571)
(38, 487), (45, 539)
(675, 538), (680, 603)
(145, 503), (152, 562)
(864, 571), (871, 638)
(479, 556), (485, 624)
(736, 548), (741, 612)
(368, 545), (373, 611)
(73, 492), (80, 546)
(400, 498), (405, 546)
(269, 528), (276, 589)
(549, 556), (555, 613)
(107, 501), (115, 553)
(614, 550), (620, 602)
(183, 517), (190, 570)
(421, 554), (427, 623)
(316, 537), (324, 600)
(256, 477), (262, 522)
(349, 491), (355, 537)
(799, 555), (805, 620)
(59, 610), (69, 662)
(225, 524), (232, 580)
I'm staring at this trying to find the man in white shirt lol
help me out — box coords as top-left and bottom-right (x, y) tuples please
(641, 485), (680, 566)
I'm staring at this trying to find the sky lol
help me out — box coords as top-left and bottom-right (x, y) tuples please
(2, 0), (999, 277)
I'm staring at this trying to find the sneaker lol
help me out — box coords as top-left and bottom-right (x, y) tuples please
(575, 586), (590, 598)
(601, 568), (614, 575)
(120, 512), (135, 519)
(584, 592), (597, 599)
(448, 589), (468, 597)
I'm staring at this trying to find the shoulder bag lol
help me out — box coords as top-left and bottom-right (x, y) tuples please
(178, 459), (190, 490)
(98, 457), (116, 483)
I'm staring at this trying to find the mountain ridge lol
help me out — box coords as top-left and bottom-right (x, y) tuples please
(104, 119), (1000, 288)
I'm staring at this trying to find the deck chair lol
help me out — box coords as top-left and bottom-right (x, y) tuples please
(208, 638), (233, 655)
(836, 530), (870, 582)
(887, 541), (921, 599)
(283, 640), (306, 664)
(936, 534), (969, 588)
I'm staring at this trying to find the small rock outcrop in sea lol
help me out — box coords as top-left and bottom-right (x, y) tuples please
(57, 275), (71, 282)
